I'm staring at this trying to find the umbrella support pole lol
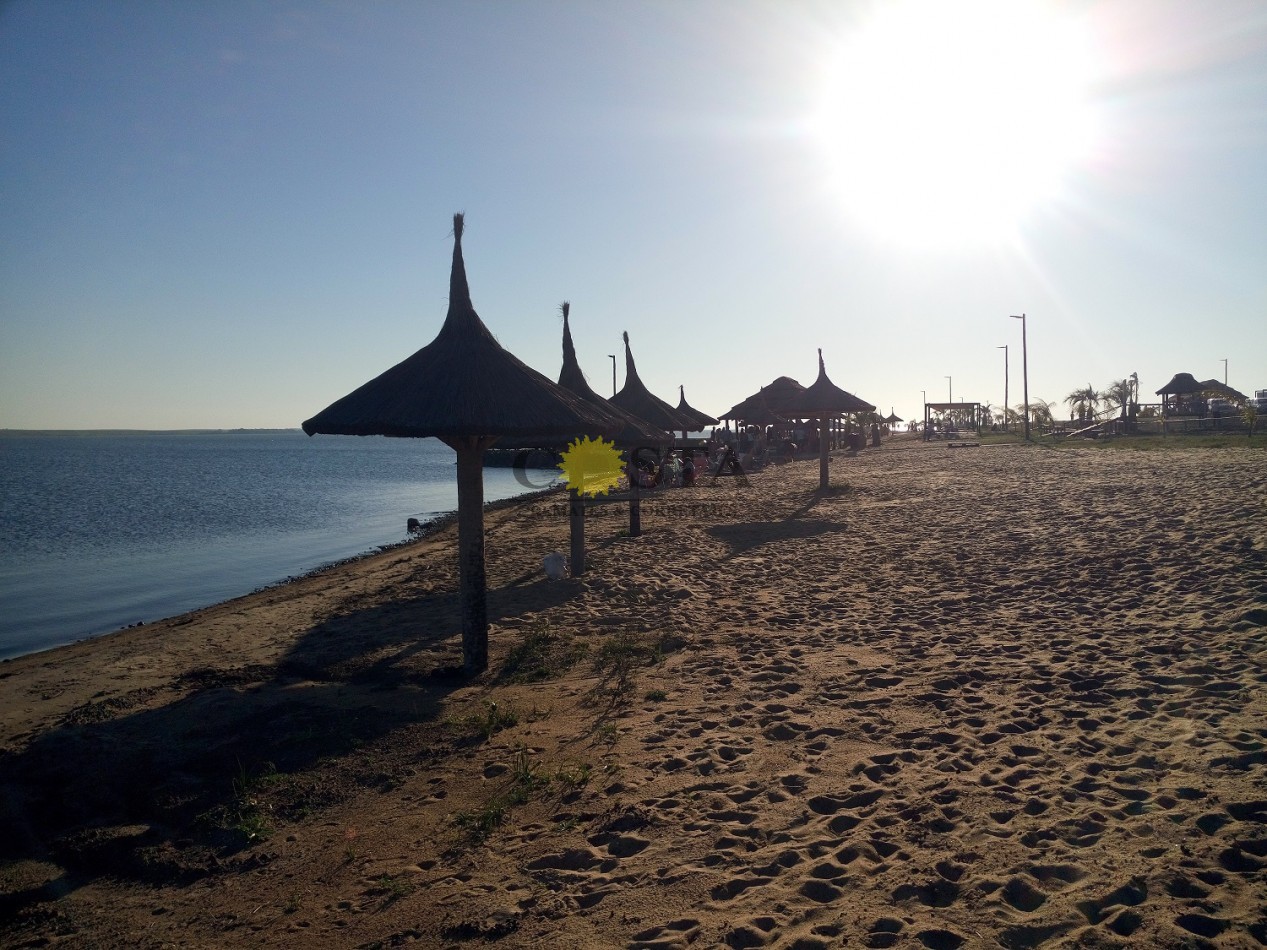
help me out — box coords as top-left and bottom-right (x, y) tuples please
(453, 438), (491, 675)
(628, 461), (642, 538)
(569, 491), (586, 576)
(819, 417), (830, 489)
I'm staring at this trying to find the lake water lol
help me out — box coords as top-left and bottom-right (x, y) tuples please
(0, 430), (562, 660)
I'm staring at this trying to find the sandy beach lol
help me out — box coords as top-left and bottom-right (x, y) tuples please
(2, 437), (1265, 949)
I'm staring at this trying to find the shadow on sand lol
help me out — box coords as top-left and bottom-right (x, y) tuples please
(0, 576), (579, 916)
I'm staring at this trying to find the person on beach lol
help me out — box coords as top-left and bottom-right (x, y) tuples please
(711, 443), (744, 480)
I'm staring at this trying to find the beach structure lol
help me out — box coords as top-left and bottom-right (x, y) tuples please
(557, 302), (671, 563)
(302, 214), (617, 675)
(785, 349), (876, 489)
(558, 304), (670, 448)
(1155, 373), (1205, 415)
(1156, 373), (1247, 415)
(610, 331), (697, 435)
(723, 387), (784, 430)
(675, 385), (720, 438)
(750, 376), (809, 419)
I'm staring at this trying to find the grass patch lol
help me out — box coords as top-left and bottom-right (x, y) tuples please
(1058, 433), (1267, 451)
(497, 619), (589, 683)
(591, 631), (685, 696)
(370, 873), (414, 903)
(454, 747), (590, 843)
(201, 759), (280, 846)
(446, 700), (519, 743)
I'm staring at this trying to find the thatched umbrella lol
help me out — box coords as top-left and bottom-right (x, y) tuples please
(557, 303), (671, 556)
(722, 387), (782, 428)
(786, 349), (875, 489)
(676, 385), (720, 436)
(755, 376), (809, 418)
(302, 214), (616, 675)
(610, 331), (696, 434)
(558, 304), (670, 447)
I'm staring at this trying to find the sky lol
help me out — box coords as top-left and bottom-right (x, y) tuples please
(2, 0), (1265, 430)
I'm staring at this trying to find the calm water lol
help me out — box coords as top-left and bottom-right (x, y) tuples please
(0, 430), (561, 660)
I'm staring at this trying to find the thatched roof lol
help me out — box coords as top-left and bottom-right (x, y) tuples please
(722, 387), (782, 426)
(1198, 379), (1247, 401)
(756, 376), (808, 416)
(609, 331), (695, 432)
(303, 214), (616, 442)
(885, 412), (902, 423)
(1155, 373), (1204, 396)
(676, 385), (720, 429)
(785, 350), (875, 417)
(557, 303), (671, 446)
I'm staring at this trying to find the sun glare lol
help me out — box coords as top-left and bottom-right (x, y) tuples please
(816, 0), (1096, 247)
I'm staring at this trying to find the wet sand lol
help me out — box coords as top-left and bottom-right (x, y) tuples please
(2, 437), (1265, 949)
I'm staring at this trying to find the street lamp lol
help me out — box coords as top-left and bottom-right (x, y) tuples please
(997, 345), (1008, 432)
(1009, 314), (1029, 440)
(608, 354), (617, 397)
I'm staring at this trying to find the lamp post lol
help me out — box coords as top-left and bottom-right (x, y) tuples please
(608, 354), (617, 397)
(1222, 358), (1228, 385)
(1009, 314), (1029, 440)
(997, 345), (1008, 432)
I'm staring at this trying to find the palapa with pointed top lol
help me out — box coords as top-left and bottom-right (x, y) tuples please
(555, 302), (670, 570)
(302, 214), (617, 675)
(609, 331), (696, 435)
(558, 303), (671, 447)
(676, 384), (720, 434)
(786, 349), (876, 489)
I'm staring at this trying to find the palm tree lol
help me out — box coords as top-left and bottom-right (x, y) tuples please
(1103, 378), (1134, 417)
(1065, 385), (1100, 424)
(1025, 398), (1056, 432)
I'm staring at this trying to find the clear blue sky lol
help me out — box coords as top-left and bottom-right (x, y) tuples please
(2, 0), (1265, 430)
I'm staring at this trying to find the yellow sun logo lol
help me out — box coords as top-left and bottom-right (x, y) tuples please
(557, 435), (624, 498)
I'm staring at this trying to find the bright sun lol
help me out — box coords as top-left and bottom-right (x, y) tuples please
(816, 0), (1096, 246)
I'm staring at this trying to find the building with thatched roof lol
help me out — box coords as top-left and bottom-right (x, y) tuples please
(1156, 372), (1247, 415)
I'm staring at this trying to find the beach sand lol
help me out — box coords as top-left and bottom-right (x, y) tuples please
(2, 437), (1265, 949)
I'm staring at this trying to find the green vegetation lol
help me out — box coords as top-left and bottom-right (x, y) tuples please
(1060, 433), (1267, 451)
(446, 700), (520, 742)
(497, 619), (589, 683)
(201, 760), (281, 845)
(592, 630), (683, 695)
(371, 873), (414, 903)
(454, 746), (592, 843)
